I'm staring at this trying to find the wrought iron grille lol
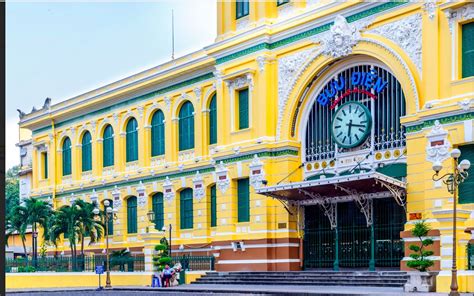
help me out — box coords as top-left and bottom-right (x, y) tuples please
(304, 65), (406, 162)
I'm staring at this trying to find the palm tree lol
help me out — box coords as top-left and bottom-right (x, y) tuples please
(5, 206), (29, 257)
(110, 248), (131, 271)
(73, 199), (104, 259)
(49, 205), (81, 269)
(24, 198), (52, 265)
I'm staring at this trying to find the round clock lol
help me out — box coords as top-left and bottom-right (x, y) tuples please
(331, 101), (372, 148)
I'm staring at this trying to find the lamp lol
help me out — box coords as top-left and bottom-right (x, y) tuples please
(147, 210), (155, 223)
(432, 148), (470, 296)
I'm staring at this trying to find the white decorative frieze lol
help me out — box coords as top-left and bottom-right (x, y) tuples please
(226, 73), (254, 92)
(193, 87), (202, 102)
(320, 15), (363, 59)
(193, 171), (205, 202)
(256, 55), (275, 73)
(422, 0), (437, 20)
(136, 181), (147, 208)
(112, 185), (122, 209)
(215, 161), (230, 194)
(164, 96), (171, 111)
(178, 150), (195, 162)
(458, 98), (473, 111)
(426, 120), (451, 165)
(249, 154), (265, 189)
(445, 3), (474, 35)
(162, 177), (175, 204)
(367, 13), (422, 74)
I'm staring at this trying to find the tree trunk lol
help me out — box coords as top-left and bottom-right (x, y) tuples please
(21, 237), (28, 258)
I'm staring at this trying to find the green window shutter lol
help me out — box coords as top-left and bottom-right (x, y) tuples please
(62, 137), (72, 176)
(43, 152), (48, 179)
(238, 88), (249, 129)
(151, 110), (165, 156)
(126, 118), (138, 162)
(179, 102), (195, 151)
(152, 192), (164, 230)
(209, 95), (217, 145)
(107, 200), (114, 235)
(81, 131), (92, 172)
(180, 188), (193, 229)
(237, 178), (250, 222)
(459, 144), (474, 204)
(210, 185), (217, 227)
(462, 22), (474, 78)
(127, 196), (137, 233)
(103, 125), (114, 167)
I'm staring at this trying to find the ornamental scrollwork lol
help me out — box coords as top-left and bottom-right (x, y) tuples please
(162, 177), (175, 204)
(193, 171), (205, 202)
(215, 161), (230, 194)
(426, 120), (451, 165)
(249, 154), (265, 189)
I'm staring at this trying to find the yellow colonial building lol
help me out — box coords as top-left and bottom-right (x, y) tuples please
(17, 0), (474, 292)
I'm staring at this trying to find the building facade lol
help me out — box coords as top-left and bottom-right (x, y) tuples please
(18, 0), (474, 292)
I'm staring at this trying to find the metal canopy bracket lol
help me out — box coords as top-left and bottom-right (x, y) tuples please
(266, 192), (295, 216)
(299, 189), (337, 229)
(376, 178), (406, 210)
(335, 184), (373, 227)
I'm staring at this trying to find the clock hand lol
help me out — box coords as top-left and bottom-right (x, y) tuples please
(347, 120), (353, 138)
(351, 123), (366, 128)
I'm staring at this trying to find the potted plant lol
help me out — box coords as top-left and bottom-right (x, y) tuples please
(404, 220), (438, 292)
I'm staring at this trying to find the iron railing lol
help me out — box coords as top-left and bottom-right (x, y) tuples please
(172, 256), (215, 271)
(5, 255), (145, 273)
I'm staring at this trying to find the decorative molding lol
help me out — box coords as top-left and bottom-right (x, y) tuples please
(426, 120), (451, 165)
(458, 99), (473, 111)
(249, 154), (265, 189)
(319, 15), (368, 59)
(445, 3), (474, 35)
(90, 189), (98, 204)
(136, 181), (147, 207)
(193, 171), (205, 202)
(422, 0), (437, 20)
(193, 87), (202, 102)
(226, 73), (254, 92)
(256, 55), (275, 73)
(164, 96), (171, 111)
(215, 161), (230, 194)
(236, 16), (250, 31)
(162, 177), (175, 204)
(137, 105), (144, 119)
(112, 185), (122, 209)
(367, 13), (422, 74)
(178, 150), (195, 162)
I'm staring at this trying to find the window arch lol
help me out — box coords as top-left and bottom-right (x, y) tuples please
(178, 101), (195, 151)
(103, 125), (114, 167)
(127, 196), (137, 234)
(62, 137), (72, 176)
(180, 188), (193, 229)
(81, 131), (92, 172)
(209, 94), (217, 145)
(151, 110), (165, 156)
(152, 192), (164, 230)
(126, 118), (138, 162)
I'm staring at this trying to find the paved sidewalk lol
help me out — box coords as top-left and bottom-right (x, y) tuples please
(7, 284), (474, 295)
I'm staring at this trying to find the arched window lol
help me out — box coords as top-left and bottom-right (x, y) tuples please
(209, 94), (217, 145)
(127, 196), (137, 234)
(152, 192), (164, 230)
(103, 125), (114, 167)
(62, 137), (72, 176)
(126, 118), (138, 162)
(81, 131), (92, 172)
(178, 101), (195, 151)
(210, 185), (217, 227)
(151, 110), (165, 156)
(180, 188), (193, 229)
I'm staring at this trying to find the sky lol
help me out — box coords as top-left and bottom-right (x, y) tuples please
(6, 0), (216, 170)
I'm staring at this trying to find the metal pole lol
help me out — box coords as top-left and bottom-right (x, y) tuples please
(369, 201), (375, 272)
(105, 214), (112, 288)
(334, 226), (339, 271)
(169, 224), (172, 257)
(449, 159), (459, 296)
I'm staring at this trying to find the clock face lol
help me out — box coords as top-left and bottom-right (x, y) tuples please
(331, 102), (372, 148)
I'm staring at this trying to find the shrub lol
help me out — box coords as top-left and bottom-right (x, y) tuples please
(406, 220), (434, 272)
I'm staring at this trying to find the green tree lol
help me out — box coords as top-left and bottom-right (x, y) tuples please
(5, 205), (29, 257)
(5, 165), (20, 212)
(110, 248), (131, 271)
(153, 237), (172, 271)
(407, 220), (434, 272)
(24, 197), (52, 264)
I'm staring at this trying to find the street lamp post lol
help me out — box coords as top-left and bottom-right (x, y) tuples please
(431, 148), (470, 296)
(93, 200), (118, 289)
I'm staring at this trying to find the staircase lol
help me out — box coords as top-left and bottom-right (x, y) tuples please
(192, 271), (409, 288)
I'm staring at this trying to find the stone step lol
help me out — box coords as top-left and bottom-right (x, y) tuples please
(192, 281), (404, 287)
(202, 274), (408, 280)
(196, 277), (407, 283)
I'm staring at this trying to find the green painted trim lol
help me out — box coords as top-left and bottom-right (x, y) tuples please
(216, 1), (407, 65)
(405, 112), (474, 134)
(34, 148), (299, 200)
(32, 72), (214, 135)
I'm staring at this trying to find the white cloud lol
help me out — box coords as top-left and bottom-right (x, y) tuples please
(6, 116), (20, 170)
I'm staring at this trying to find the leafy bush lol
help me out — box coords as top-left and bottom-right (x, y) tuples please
(18, 266), (36, 273)
(153, 237), (171, 271)
(406, 221), (434, 272)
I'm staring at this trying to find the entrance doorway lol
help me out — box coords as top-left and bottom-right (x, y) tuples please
(303, 198), (405, 270)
